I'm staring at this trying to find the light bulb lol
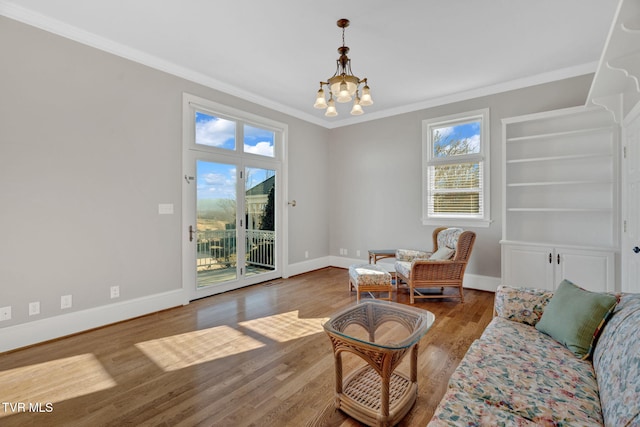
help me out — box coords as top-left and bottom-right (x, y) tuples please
(314, 88), (328, 109)
(360, 85), (373, 106)
(325, 98), (338, 117)
(337, 81), (351, 103)
(350, 97), (363, 115)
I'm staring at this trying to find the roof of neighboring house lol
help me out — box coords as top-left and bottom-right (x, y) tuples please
(246, 175), (275, 196)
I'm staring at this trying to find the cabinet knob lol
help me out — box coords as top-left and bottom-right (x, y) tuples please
(634, 246), (640, 254)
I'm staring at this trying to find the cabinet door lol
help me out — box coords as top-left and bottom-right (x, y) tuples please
(555, 249), (614, 292)
(502, 244), (554, 290)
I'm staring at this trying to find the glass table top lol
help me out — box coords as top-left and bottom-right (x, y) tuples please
(323, 300), (435, 350)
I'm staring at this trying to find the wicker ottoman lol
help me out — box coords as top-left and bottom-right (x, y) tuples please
(348, 263), (394, 302)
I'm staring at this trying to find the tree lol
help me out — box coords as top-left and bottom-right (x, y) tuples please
(259, 187), (275, 231)
(432, 129), (480, 214)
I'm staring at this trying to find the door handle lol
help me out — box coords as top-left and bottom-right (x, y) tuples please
(189, 225), (195, 242)
(557, 254), (560, 264)
(634, 246), (640, 254)
(549, 253), (552, 264)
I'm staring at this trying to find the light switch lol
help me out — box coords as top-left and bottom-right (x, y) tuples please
(158, 203), (174, 215)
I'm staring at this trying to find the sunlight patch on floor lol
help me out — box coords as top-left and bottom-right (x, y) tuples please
(0, 353), (116, 416)
(239, 310), (329, 342)
(135, 325), (265, 371)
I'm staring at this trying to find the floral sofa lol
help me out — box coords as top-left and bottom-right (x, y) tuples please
(428, 284), (640, 426)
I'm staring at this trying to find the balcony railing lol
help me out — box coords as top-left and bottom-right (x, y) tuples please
(197, 229), (275, 271)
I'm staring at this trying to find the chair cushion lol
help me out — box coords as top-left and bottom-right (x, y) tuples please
(436, 228), (463, 250)
(395, 249), (430, 262)
(394, 261), (412, 278)
(348, 264), (391, 286)
(429, 247), (454, 260)
(535, 279), (617, 359)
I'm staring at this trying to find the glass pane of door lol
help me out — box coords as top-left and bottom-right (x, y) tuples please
(245, 167), (276, 276)
(196, 160), (237, 287)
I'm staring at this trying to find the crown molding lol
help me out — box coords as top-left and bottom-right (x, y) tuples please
(0, 1), (328, 127)
(325, 62), (597, 128)
(1, 1), (596, 130)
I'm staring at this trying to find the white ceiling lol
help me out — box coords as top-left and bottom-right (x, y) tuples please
(0, 0), (620, 128)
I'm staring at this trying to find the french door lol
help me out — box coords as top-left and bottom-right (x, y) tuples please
(182, 94), (285, 301)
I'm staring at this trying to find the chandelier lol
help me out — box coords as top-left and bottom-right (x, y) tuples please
(313, 19), (373, 117)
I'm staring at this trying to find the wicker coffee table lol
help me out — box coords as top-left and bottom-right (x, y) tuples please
(323, 300), (435, 426)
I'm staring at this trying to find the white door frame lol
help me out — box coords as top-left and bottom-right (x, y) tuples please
(622, 105), (640, 293)
(181, 93), (289, 301)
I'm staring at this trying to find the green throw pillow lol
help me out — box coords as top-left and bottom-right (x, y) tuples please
(535, 279), (617, 359)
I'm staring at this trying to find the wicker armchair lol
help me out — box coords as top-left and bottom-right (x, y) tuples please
(395, 227), (476, 303)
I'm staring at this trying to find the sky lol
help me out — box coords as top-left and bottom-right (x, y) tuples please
(195, 112), (276, 202)
(195, 112), (274, 157)
(432, 120), (481, 157)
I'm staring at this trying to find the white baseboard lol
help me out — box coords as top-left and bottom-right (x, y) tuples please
(327, 255), (364, 269)
(293, 256), (501, 292)
(1, 260), (500, 353)
(462, 273), (501, 292)
(0, 289), (186, 353)
(284, 256), (332, 277)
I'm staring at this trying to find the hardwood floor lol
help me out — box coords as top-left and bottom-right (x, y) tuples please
(0, 267), (494, 426)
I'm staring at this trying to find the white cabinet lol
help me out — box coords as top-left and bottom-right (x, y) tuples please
(502, 243), (615, 292)
(501, 106), (619, 292)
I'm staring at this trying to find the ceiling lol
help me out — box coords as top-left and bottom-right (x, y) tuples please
(0, 0), (620, 128)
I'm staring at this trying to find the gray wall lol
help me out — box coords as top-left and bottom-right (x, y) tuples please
(0, 16), (330, 327)
(1, 15), (594, 333)
(328, 75), (594, 278)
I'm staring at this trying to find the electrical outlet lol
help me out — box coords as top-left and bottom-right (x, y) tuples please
(304, 251), (309, 259)
(356, 250), (361, 257)
(344, 248), (348, 256)
(0, 306), (11, 321)
(61, 295), (72, 309)
(110, 286), (120, 299)
(29, 301), (40, 316)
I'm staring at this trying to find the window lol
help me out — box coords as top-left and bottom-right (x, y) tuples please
(422, 108), (490, 227)
(193, 109), (276, 158)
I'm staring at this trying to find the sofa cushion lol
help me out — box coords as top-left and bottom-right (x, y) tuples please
(592, 293), (640, 427)
(448, 317), (603, 426)
(494, 285), (554, 326)
(535, 279), (617, 359)
(428, 388), (538, 426)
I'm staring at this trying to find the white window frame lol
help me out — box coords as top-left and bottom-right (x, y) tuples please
(422, 108), (491, 228)
(185, 94), (284, 161)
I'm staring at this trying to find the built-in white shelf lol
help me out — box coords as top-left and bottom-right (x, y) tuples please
(507, 180), (613, 187)
(506, 126), (613, 143)
(501, 105), (619, 293)
(502, 105), (619, 250)
(507, 208), (613, 213)
(507, 153), (611, 164)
